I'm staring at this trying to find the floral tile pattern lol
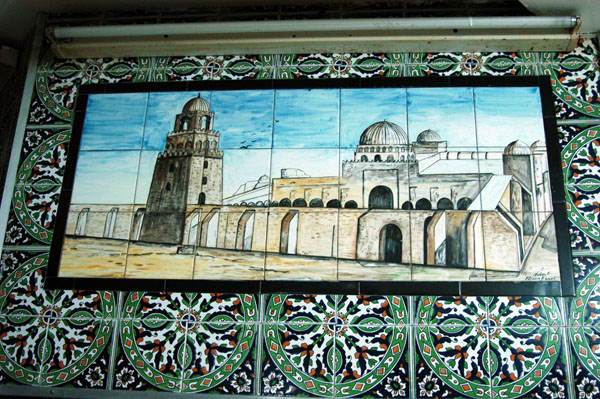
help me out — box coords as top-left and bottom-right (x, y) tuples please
(4, 34), (600, 398)
(490, 326), (567, 398)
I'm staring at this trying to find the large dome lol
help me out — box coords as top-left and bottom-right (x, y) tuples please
(359, 121), (408, 145)
(504, 140), (531, 155)
(182, 94), (210, 113)
(416, 129), (442, 143)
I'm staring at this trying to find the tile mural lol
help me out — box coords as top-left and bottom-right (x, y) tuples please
(1, 36), (600, 397)
(52, 80), (563, 288)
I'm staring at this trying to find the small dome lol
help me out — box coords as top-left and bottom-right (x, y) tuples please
(504, 140), (531, 155)
(416, 129), (442, 143)
(359, 121), (408, 145)
(530, 140), (547, 154)
(182, 94), (210, 113)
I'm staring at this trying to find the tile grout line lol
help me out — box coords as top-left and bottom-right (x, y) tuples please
(254, 293), (264, 397)
(408, 296), (416, 399)
(106, 291), (125, 390)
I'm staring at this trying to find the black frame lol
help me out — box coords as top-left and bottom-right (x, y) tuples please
(45, 76), (574, 296)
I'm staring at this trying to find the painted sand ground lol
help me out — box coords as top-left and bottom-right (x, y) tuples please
(59, 236), (559, 282)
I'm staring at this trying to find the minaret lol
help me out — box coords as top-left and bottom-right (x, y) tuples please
(139, 94), (223, 244)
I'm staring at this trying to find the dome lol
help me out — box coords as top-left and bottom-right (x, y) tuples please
(359, 121), (408, 145)
(182, 94), (210, 113)
(504, 140), (531, 155)
(416, 129), (442, 143)
(530, 140), (547, 154)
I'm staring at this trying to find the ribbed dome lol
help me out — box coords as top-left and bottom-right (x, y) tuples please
(182, 94), (210, 113)
(416, 129), (442, 143)
(504, 140), (531, 155)
(530, 140), (547, 154)
(359, 121), (408, 145)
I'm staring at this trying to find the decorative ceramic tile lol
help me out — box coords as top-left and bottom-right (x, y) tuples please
(466, 52), (537, 76)
(415, 323), (491, 398)
(415, 296), (488, 326)
(0, 315), (46, 386)
(0, 253), (54, 317)
(573, 356), (600, 399)
(569, 264), (600, 327)
(539, 54), (600, 120)
(27, 88), (69, 125)
(262, 321), (336, 396)
(112, 318), (184, 392)
(0, 250), (36, 277)
(487, 297), (561, 327)
(14, 129), (70, 187)
(121, 292), (192, 323)
(571, 223), (600, 252)
(406, 52), (470, 77)
(38, 318), (114, 388)
(571, 324), (600, 381)
(490, 326), (567, 398)
(187, 293), (258, 323)
(334, 296), (409, 398)
(572, 256), (600, 287)
(180, 319), (257, 393)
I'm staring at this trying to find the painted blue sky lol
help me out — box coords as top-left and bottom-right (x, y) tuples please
(71, 87), (546, 204)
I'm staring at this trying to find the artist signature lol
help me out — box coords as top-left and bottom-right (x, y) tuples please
(525, 271), (555, 281)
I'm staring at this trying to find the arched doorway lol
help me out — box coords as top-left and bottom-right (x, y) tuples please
(280, 211), (299, 255)
(379, 224), (402, 263)
(236, 210), (255, 250)
(369, 186), (394, 209)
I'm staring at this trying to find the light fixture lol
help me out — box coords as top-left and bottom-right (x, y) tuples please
(46, 16), (581, 58)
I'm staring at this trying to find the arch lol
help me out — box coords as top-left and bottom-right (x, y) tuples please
(201, 116), (208, 130)
(415, 198), (432, 210)
(166, 143), (174, 151)
(202, 176), (208, 185)
(236, 210), (255, 250)
(386, 154), (394, 161)
(280, 211), (299, 255)
(203, 140), (209, 150)
(279, 198), (291, 207)
(292, 198), (307, 207)
(270, 200), (279, 207)
(344, 200), (358, 209)
(165, 182), (171, 192)
(457, 197), (472, 210)
(360, 155), (368, 162)
(103, 207), (119, 238)
(309, 198), (324, 207)
(75, 208), (89, 235)
(169, 163), (175, 173)
(176, 143), (184, 150)
(198, 192), (206, 205)
(370, 147), (374, 152)
(185, 141), (193, 151)
(131, 208), (145, 241)
(400, 155), (405, 162)
(200, 209), (219, 247)
(374, 154), (382, 162)
(181, 117), (190, 130)
(369, 186), (394, 209)
(437, 198), (454, 210)
(188, 211), (201, 245)
(211, 140), (217, 150)
(196, 141), (202, 150)
(327, 199), (341, 208)
(401, 201), (413, 210)
(379, 224), (402, 263)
